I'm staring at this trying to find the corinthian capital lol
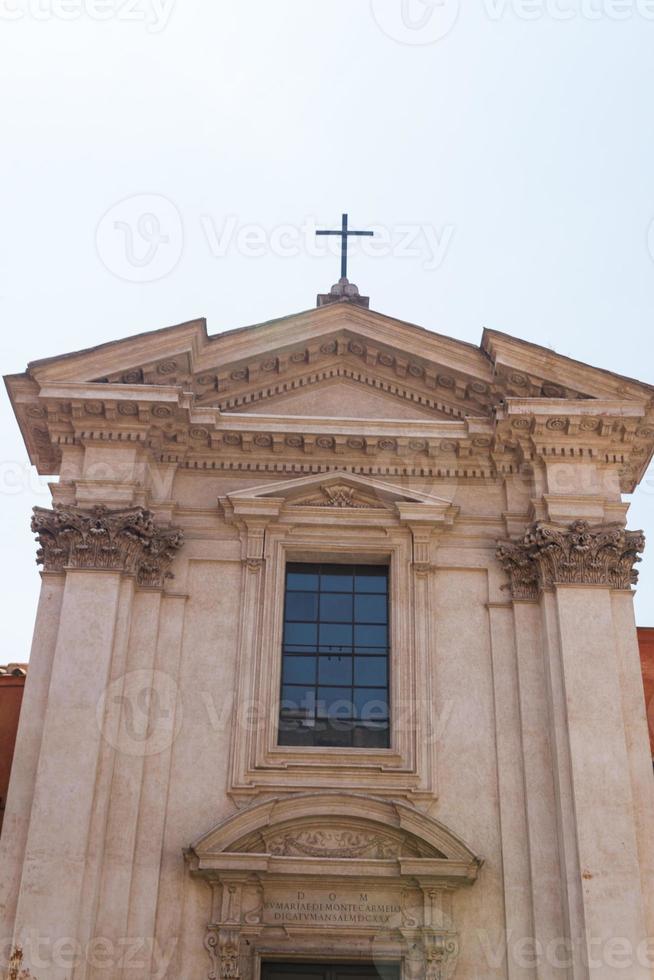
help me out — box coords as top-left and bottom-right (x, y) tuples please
(497, 520), (645, 597)
(31, 505), (183, 587)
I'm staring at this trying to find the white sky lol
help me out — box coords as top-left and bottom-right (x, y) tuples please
(2, 0), (653, 657)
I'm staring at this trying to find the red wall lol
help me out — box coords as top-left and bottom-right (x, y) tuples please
(0, 673), (26, 835)
(637, 627), (654, 759)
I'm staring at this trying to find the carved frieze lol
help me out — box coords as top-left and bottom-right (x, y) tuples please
(266, 829), (414, 859)
(497, 519), (645, 597)
(31, 505), (183, 587)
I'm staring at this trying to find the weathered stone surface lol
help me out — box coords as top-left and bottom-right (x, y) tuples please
(31, 504), (183, 587)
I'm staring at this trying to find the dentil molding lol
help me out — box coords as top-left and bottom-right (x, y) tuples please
(31, 504), (184, 587)
(497, 519), (645, 599)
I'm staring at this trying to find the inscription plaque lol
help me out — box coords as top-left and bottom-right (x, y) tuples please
(263, 887), (402, 928)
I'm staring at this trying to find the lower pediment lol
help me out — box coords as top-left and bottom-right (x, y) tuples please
(187, 793), (481, 882)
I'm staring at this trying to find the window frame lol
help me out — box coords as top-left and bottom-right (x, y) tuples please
(226, 518), (438, 802)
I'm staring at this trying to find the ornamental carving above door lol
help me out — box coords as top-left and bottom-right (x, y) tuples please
(185, 793), (482, 980)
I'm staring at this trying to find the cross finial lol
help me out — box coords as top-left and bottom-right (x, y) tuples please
(315, 213), (374, 307)
(316, 213), (374, 280)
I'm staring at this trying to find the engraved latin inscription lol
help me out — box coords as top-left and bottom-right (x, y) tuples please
(263, 889), (402, 927)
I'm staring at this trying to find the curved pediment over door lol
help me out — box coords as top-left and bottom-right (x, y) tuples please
(186, 793), (482, 980)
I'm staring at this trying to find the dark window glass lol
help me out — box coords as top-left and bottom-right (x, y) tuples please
(354, 594), (387, 623)
(318, 655), (353, 685)
(285, 592), (319, 622)
(354, 656), (387, 686)
(278, 562), (390, 748)
(320, 593), (353, 622)
(283, 622), (318, 648)
(282, 656), (317, 684)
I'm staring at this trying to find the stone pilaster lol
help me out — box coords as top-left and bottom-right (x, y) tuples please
(497, 520), (650, 978)
(8, 506), (183, 980)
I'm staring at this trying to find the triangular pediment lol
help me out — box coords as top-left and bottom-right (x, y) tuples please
(6, 302), (654, 489)
(220, 471), (459, 527)
(13, 304), (652, 408)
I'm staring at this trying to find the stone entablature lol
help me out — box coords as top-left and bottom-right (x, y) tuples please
(497, 519), (645, 599)
(186, 794), (481, 980)
(31, 504), (184, 587)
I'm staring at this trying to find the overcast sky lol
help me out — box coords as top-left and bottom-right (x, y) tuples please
(2, 0), (653, 656)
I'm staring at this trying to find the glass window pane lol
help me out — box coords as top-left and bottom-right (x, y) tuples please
(354, 594), (387, 624)
(284, 622), (317, 648)
(313, 720), (355, 748)
(319, 623), (352, 650)
(320, 593), (353, 622)
(280, 686), (315, 718)
(319, 655), (353, 685)
(353, 688), (389, 719)
(282, 656), (316, 684)
(354, 656), (387, 686)
(354, 624), (388, 649)
(355, 568), (388, 593)
(286, 567), (319, 591)
(285, 592), (318, 621)
(279, 562), (391, 748)
(321, 566), (354, 592)
(317, 687), (354, 718)
(352, 723), (390, 748)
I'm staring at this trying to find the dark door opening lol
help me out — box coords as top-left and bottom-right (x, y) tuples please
(261, 963), (400, 980)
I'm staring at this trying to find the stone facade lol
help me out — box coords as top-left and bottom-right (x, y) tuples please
(1, 300), (654, 978)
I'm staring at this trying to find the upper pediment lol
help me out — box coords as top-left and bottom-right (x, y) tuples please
(5, 302), (654, 491)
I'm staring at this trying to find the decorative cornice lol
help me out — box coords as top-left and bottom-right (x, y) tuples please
(497, 519), (645, 597)
(31, 505), (183, 587)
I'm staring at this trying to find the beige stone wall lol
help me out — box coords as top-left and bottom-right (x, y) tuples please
(2, 309), (654, 979)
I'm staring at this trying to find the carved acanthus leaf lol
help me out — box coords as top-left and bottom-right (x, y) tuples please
(497, 520), (645, 597)
(205, 927), (241, 980)
(31, 505), (184, 587)
(292, 484), (377, 509)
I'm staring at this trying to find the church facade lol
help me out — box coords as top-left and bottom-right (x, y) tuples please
(2, 290), (654, 978)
